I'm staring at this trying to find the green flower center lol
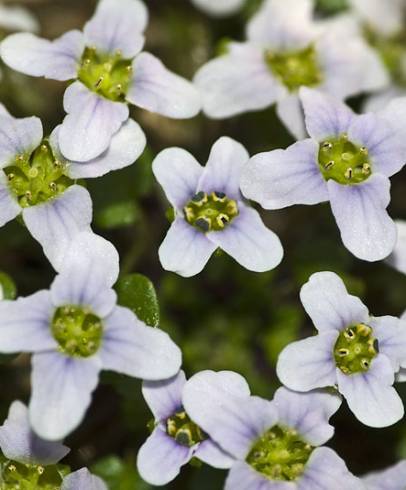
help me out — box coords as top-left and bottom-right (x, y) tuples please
(334, 323), (378, 375)
(0, 459), (69, 490)
(3, 141), (72, 208)
(51, 305), (103, 358)
(246, 425), (313, 481)
(77, 46), (133, 102)
(265, 45), (323, 92)
(183, 191), (239, 232)
(166, 410), (205, 447)
(318, 134), (372, 185)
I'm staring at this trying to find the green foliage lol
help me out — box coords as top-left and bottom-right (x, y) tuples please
(96, 201), (140, 229)
(0, 271), (16, 300)
(91, 456), (152, 490)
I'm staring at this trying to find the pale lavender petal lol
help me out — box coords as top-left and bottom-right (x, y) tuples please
(152, 147), (203, 209)
(276, 332), (338, 392)
(207, 205), (283, 272)
(59, 81), (129, 162)
(0, 401), (69, 465)
(369, 316), (406, 372)
(198, 137), (248, 200)
(142, 371), (186, 421)
(22, 185), (92, 272)
(363, 461), (406, 490)
(84, 0), (147, 58)
(300, 271), (369, 332)
(194, 439), (235, 469)
(158, 218), (217, 277)
(100, 306), (182, 380)
(0, 174), (20, 226)
(0, 5), (39, 33)
(336, 354), (404, 427)
(128, 52), (200, 118)
(350, 0), (403, 36)
(328, 174), (397, 261)
(0, 290), (56, 353)
(225, 461), (295, 490)
(0, 31), (84, 81)
(388, 220), (406, 275)
(276, 94), (306, 140)
(137, 427), (193, 486)
(62, 468), (107, 490)
(191, 0), (244, 16)
(241, 139), (328, 209)
(30, 351), (101, 440)
(364, 87), (404, 113)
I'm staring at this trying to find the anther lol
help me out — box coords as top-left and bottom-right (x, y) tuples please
(362, 163), (371, 175)
(337, 348), (349, 357)
(7, 173), (14, 181)
(361, 359), (370, 370)
(95, 77), (104, 88)
(49, 182), (57, 192)
(360, 147), (368, 154)
(37, 466), (45, 475)
(25, 190), (32, 200)
(324, 161), (335, 170)
(41, 144), (48, 152)
(8, 465), (16, 472)
(344, 168), (353, 179)
(344, 328), (355, 340)
(322, 142), (333, 150)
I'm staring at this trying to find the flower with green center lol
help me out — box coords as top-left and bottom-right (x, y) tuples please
(277, 271), (406, 428)
(166, 410), (206, 448)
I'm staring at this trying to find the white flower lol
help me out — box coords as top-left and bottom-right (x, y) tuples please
(191, 0), (245, 17)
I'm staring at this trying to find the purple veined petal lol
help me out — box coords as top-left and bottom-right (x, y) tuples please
(388, 220), (406, 275)
(336, 354), (404, 427)
(363, 460), (406, 490)
(194, 439), (235, 469)
(137, 427), (193, 486)
(0, 172), (21, 226)
(142, 371), (186, 422)
(30, 351), (102, 440)
(22, 185), (92, 272)
(369, 315), (406, 372)
(272, 387), (341, 446)
(298, 447), (364, 490)
(191, 0), (244, 16)
(50, 232), (119, 318)
(62, 468), (108, 490)
(194, 42), (283, 119)
(207, 204), (283, 273)
(0, 114), (43, 168)
(100, 306), (182, 380)
(225, 461), (295, 490)
(300, 88), (354, 141)
(241, 139), (328, 210)
(59, 81), (129, 162)
(83, 0), (147, 58)
(0, 5), (39, 33)
(0, 401), (70, 466)
(328, 174), (397, 262)
(276, 94), (307, 140)
(299, 271), (369, 332)
(0, 290), (56, 353)
(350, 0), (403, 37)
(158, 218), (217, 277)
(276, 332), (338, 392)
(152, 147), (203, 209)
(198, 137), (248, 200)
(0, 31), (84, 81)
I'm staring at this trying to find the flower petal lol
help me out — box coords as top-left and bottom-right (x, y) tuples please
(191, 0), (244, 16)
(83, 0), (147, 58)
(300, 271), (369, 332)
(0, 173), (20, 226)
(137, 428), (193, 486)
(0, 401), (69, 465)
(30, 351), (101, 440)
(158, 219), (217, 277)
(62, 468), (107, 490)
(336, 354), (404, 427)
(59, 81), (129, 162)
(195, 439), (235, 469)
(388, 220), (406, 275)
(0, 290), (56, 353)
(0, 5), (39, 33)
(276, 94), (306, 139)
(22, 185), (92, 272)
(350, 0), (403, 36)
(198, 137), (248, 200)
(128, 52), (200, 118)
(225, 461), (295, 490)
(363, 461), (406, 490)
(370, 315), (406, 372)
(207, 205), (283, 272)
(152, 147), (203, 209)
(328, 174), (397, 261)
(142, 371), (186, 421)
(0, 31), (84, 81)
(241, 139), (328, 209)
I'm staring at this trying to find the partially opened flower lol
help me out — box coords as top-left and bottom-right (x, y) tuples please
(0, 232), (182, 440)
(191, 0), (245, 17)
(0, 400), (107, 489)
(277, 271), (406, 427)
(194, 0), (385, 138)
(182, 370), (362, 489)
(0, 0), (200, 162)
(153, 136), (283, 277)
(241, 88), (406, 261)
(137, 370), (240, 485)
(362, 460), (406, 490)
(0, 106), (145, 270)
(388, 220), (406, 275)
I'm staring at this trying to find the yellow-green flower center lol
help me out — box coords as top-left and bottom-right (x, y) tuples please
(246, 425), (314, 481)
(0, 459), (69, 490)
(77, 46), (133, 102)
(318, 134), (372, 185)
(166, 410), (205, 447)
(183, 191), (239, 232)
(51, 305), (103, 358)
(334, 323), (378, 375)
(4, 141), (72, 208)
(265, 45), (323, 92)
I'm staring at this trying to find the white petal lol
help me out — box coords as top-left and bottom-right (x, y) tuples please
(62, 468), (107, 490)
(191, 0), (244, 16)
(363, 460), (406, 490)
(369, 315), (406, 372)
(389, 220), (406, 275)
(276, 94), (306, 140)
(194, 439), (235, 469)
(0, 5), (39, 33)
(128, 52), (200, 118)
(350, 0), (403, 36)
(142, 371), (186, 421)
(0, 174), (20, 226)
(225, 461), (295, 490)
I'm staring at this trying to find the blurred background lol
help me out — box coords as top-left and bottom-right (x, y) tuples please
(0, 0), (406, 488)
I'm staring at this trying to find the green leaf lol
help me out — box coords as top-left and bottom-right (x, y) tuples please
(116, 274), (160, 327)
(91, 455), (152, 490)
(96, 201), (139, 230)
(0, 271), (17, 300)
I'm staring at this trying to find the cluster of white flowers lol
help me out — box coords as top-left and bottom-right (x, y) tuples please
(0, 0), (406, 488)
